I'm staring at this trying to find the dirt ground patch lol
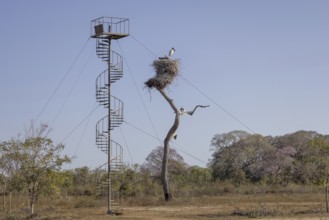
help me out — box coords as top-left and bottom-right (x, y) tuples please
(2, 193), (329, 219)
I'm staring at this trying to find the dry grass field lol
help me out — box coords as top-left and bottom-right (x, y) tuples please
(2, 192), (329, 220)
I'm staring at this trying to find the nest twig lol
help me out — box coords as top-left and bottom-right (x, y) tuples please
(145, 59), (180, 90)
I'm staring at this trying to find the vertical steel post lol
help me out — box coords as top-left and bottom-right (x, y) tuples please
(107, 38), (112, 215)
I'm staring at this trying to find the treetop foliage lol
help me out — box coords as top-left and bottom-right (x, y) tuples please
(209, 130), (329, 185)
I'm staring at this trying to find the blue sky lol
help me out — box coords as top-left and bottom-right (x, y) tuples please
(1, 0), (329, 168)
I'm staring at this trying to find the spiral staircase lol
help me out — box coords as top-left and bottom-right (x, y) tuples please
(91, 17), (129, 215)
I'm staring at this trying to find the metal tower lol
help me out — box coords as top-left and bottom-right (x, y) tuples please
(90, 17), (129, 215)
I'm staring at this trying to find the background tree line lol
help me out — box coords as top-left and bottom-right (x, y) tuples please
(209, 130), (329, 186)
(2, 125), (329, 214)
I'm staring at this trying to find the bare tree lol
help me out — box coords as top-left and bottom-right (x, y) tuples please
(145, 57), (208, 201)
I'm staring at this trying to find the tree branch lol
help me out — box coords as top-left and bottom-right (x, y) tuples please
(157, 89), (180, 114)
(185, 105), (210, 116)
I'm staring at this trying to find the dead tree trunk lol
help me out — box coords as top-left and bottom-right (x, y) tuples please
(326, 175), (329, 213)
(2, 182), (5, 212)
(145, 58), (209, 201)
(158, 89), (180, 201)
(157, 89), (209, 201)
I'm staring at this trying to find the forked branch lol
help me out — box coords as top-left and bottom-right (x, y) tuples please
(185, 105), (210, 116)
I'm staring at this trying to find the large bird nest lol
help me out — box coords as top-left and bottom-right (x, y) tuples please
(145, 59), (180, 90)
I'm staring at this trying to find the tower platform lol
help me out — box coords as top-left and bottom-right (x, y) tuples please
(91, 17), (129, 39)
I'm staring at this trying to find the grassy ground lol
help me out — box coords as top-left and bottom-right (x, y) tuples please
(121, 194), (329, 220)
(1, 192), (329, 219)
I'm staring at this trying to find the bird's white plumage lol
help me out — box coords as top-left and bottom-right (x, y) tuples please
(168, 47), (175, 57)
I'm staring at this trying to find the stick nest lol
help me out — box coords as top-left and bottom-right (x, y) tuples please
(145, 59), (180, 90)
